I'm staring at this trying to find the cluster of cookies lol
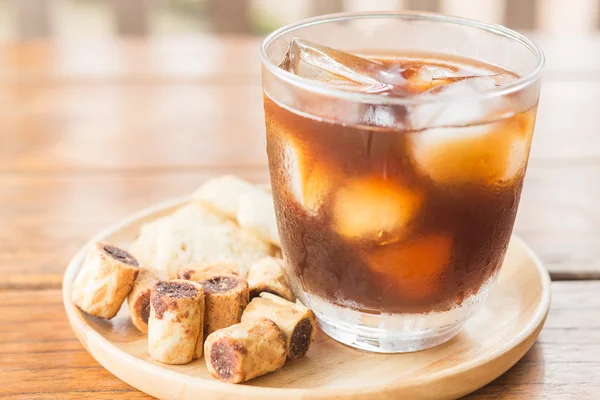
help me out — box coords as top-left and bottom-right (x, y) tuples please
(130, 176), (280, 278)
(70, 176), (317, 384)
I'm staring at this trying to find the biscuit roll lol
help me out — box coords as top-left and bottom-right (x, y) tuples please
(204, 318), (286, 383)
(71, 242), (139, 319)
(127, 268), (159, 334)
(148, 280), (204, 364)
(177, 260), (239, 282)
(246, 257), (295, 302)
(242, 293), (316, 360)
(199, 274), (249, 338)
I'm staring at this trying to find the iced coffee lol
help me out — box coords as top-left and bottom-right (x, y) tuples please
(261, 14), (543, 353)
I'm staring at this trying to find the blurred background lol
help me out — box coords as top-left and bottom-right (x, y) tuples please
(3, 0), (599, 283)
(0, 0), (598, 40)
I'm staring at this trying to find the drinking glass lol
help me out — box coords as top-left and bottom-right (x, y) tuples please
(261, 12), (544, 353)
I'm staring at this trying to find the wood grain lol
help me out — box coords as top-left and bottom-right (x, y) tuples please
(0, 163), (597, 284)
(1, 281), (597, 399)
(0, 80), (599, 281)
(0, 170), (268, 284)
(463, 281), (600, 400)
(516, 165), (600, 279)
(0, 84), (267, 171)
(0, 81), (597, 172)
(0, 39), (599, 284)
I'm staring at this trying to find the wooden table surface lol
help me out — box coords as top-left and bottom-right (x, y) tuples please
(1, 34), (599, 399)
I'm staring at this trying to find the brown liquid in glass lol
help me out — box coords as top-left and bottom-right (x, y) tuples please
(265, 53), (537, 314)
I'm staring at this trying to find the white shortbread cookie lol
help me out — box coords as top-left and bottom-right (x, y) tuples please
(130, 203), (275, 278)
(130, 203), (226, 273)
(192, 175), (258, 219)
(130, 217), (169, 273)
(237, 189), (280, 247)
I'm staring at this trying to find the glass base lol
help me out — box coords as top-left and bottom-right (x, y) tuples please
(315, 309), (464, 353)
(292, 275), (497, 353)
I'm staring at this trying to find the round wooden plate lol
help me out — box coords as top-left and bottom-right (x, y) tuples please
(63, 197), (551, 400)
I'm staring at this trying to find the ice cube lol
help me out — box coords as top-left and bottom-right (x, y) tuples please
(281, 38), (393, 93)
(366, 233), (453, 301)
(332, 178), (422, 241)
(408, 75), (513, 130)
(283, 138), (337, 214)
(405, 64), (453, 81)
(282, 140), (305, 207)
(408, 111), (535, 186)
(430, 73), (517, 88)
(402, 64), (458, 92)
(360, 104), (406, 129)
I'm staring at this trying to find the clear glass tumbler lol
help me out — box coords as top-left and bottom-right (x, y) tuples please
(261, 12), (544, 353)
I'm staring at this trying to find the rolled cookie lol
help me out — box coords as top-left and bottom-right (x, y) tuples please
(246, 257), (295, 302)
(127, 268), (159, 334)
(148, 280), (204, 364)
(177, 260), (240, 282)
(199, 274), (249, 338)
(242, 292), (316, 359)
(71, 242), (139, 319)
(204, 318), (286, 383)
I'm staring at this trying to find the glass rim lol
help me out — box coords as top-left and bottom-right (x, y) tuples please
(260, 11), (545, 106)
